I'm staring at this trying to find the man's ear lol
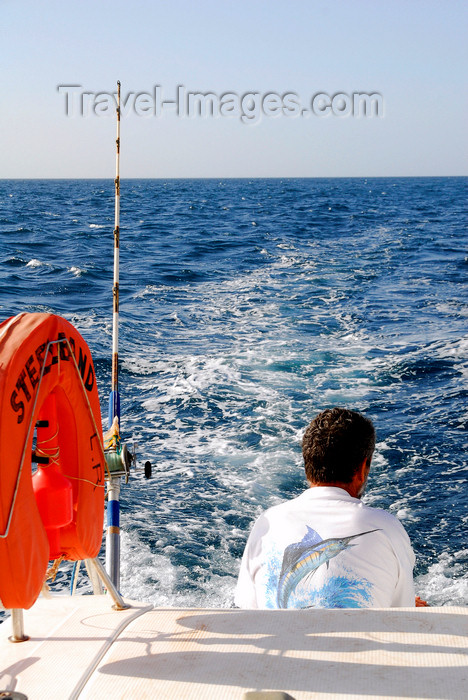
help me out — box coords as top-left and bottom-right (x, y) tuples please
(355, 458), (370, 498)
(359, 458), (369, 482)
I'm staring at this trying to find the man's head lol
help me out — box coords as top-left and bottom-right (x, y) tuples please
(302, 407), (375, 488)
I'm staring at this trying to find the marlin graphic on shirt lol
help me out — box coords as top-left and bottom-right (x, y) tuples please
(276, 526), (379, 608)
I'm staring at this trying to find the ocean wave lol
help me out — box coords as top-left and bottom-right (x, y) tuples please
(68, 266), (84, 276)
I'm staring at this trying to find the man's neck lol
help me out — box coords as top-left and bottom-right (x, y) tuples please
(307, 480), (362, 499)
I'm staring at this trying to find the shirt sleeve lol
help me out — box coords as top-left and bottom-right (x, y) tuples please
(389, 518), (416, 606)
(234, 514), (270, 608)
(234, 541), (258, 608)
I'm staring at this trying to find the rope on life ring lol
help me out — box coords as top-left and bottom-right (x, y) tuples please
(0, 313), (107, 610)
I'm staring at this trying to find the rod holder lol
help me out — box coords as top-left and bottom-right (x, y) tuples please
(89, 557), (130, 610)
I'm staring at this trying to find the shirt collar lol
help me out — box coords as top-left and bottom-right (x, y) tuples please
(300, 486), (360, 503)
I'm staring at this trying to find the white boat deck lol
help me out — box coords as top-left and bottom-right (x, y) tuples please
(1, 596), (467, 699)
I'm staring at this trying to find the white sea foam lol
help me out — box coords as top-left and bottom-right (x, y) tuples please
(89, 224), (105, 229)
(26, 258), (44, 268)
(415, 550), (468, 606)
(119, 531), (238, 608)
(133, 284), (172, 299)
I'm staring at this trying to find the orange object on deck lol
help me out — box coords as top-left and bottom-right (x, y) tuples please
(32, 394), (74, 559)
(0, 313), (106, 610)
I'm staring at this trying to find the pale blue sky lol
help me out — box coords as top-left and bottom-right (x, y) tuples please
(1, 0), (467, 178)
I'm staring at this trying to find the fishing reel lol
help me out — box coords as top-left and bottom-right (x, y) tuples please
(103, 417), (151, 481)
(103, 417), (136, 484)
(104, 441), (135, 484)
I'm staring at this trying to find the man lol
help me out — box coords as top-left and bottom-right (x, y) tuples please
(235, 407), (427, 608)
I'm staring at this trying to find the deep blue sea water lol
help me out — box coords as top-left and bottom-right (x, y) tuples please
(0, 177), (466, 607)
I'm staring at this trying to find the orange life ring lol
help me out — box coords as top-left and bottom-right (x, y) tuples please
(0, 313), (106, 609)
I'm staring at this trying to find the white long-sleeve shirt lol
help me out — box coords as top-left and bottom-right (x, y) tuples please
(235, 486), (415, 609)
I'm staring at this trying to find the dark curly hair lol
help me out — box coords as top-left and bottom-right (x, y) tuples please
(302, 407), (375, 484)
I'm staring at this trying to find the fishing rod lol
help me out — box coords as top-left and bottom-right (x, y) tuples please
(102, 81), (152, 589)
(103, 81), (132, 589)
(110, 79), (121, 427)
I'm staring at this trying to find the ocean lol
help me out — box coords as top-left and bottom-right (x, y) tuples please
(0, 177), (466, 608)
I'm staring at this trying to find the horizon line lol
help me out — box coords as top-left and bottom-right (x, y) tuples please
(0, 174), (467, 181)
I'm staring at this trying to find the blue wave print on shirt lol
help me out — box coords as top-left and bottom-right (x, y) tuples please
(291, 573), (373, 609)
(276, 526), (379, 608)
